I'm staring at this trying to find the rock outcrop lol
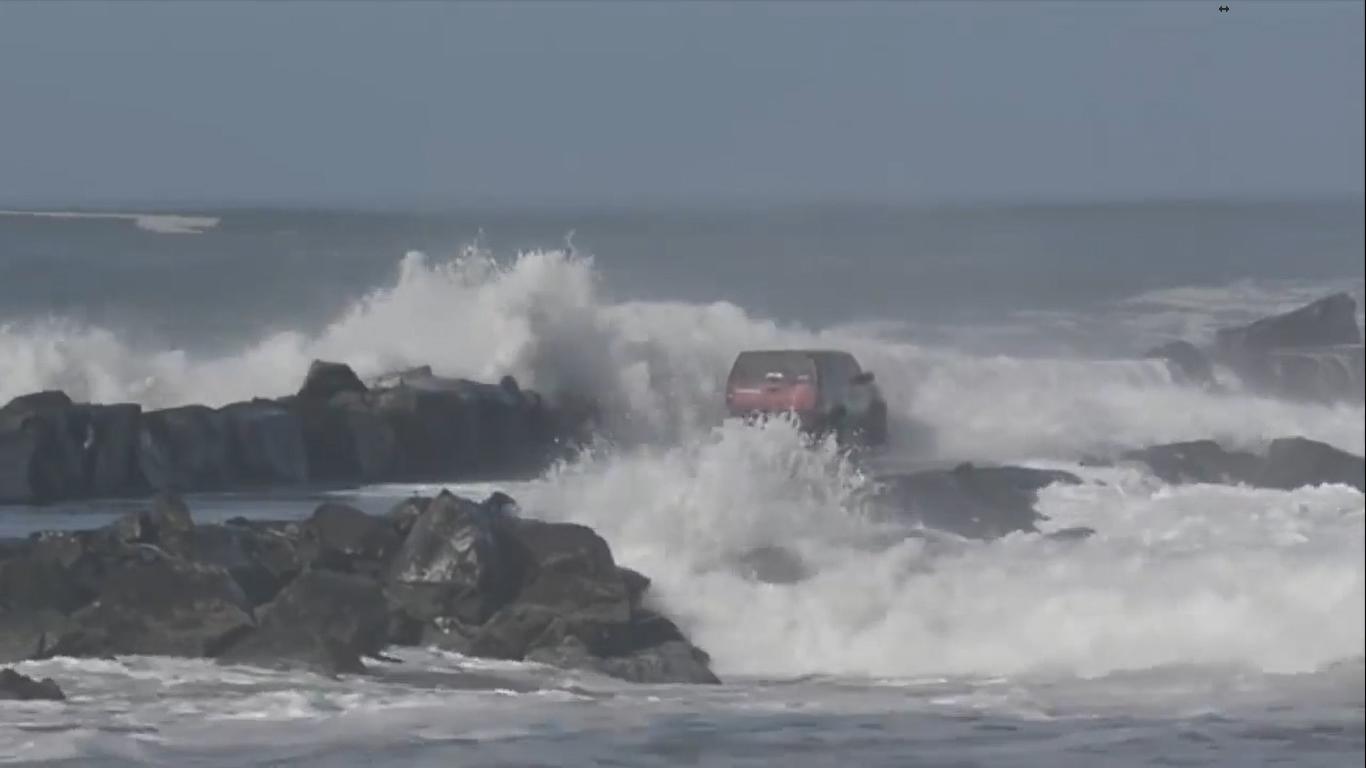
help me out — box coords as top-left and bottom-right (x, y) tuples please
(1, 361), (594, 504)
(1122, 437), (1364, 492)
(873, 463), (1083, 539)
(0, 668), (65, 701)
(1146, 293), (1364, 404)
(0, 491), (718, 685)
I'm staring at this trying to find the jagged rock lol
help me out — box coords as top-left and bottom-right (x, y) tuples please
(1216, 293), (1362, 354)
(218, 569), (389, 676)
(1213, 294), (1364, 403)
(0, 668), (65, 701)
(297, 360), (367, 402)
(1, 491), (717, 684)
(386, 491), (522, 626)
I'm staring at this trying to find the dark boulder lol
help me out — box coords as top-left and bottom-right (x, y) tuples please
(0, 392), (84, 503)
(297, 360), (367, 402)
(386, 491), (522, 627)
(0, 396), (149, 503)
(137, 405), (235, 492)
(527, 636), (720, 685)
(50, 549), (253, 659)
(218, 569), (389, 676)
(461, 519), (636, 662)
(219, 400), (307, 485)
(370, 384), (480, 479)
(298, 503), (400, 577)
(875, 463), (1081, 539)
(191, 522), (301, 606)
(507, 519), (632, 624)
(0, 668), (65, 701)
(1122, 440), (1266, 486)
(1260, 437), (1365, 492)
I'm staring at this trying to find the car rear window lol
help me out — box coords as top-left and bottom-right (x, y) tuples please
(728, 352), (817, 386)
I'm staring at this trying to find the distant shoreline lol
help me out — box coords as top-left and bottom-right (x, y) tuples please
(0, 196), (1359, 220)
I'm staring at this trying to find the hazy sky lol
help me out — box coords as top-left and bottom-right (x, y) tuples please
(0, 1), (1362, 208)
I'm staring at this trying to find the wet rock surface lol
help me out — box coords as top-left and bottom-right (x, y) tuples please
(1, 360), (592, 504)
(0, 491), (719, 685)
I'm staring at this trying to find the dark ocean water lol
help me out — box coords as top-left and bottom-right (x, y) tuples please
(3, 200), (1361, 353)
(0, 201), (1362, 767)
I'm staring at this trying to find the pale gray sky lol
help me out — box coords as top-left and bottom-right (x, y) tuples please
(0, 1), (1362, 208)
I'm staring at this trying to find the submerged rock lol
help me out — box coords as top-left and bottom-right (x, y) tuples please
(1124, 437), (1364, 492)
(1122, 440), (1265, 486)
(875, 463), (1081, 539)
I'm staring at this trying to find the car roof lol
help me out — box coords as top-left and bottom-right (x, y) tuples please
(734, 349), (858, 361)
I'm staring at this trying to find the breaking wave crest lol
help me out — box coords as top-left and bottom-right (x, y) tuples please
(2, 246), (1361, 458)
(514, 419), (1365, 680)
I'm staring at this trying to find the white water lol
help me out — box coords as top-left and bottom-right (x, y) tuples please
(497, 418), (1365, 682)
(2, 248), (1361, 458)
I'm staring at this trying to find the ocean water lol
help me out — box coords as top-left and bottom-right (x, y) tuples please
(0, 202), (1363, 766)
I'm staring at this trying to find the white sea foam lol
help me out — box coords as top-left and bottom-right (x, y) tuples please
(0, 209), (220, 235)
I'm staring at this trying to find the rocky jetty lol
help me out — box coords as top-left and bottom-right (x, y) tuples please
(0, 490), (718, 685)
(0, 361), (598, 505)
(1145, 293), (1365, 404)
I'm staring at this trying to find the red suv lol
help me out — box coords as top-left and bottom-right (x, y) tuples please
(724, 349), (888, 446)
